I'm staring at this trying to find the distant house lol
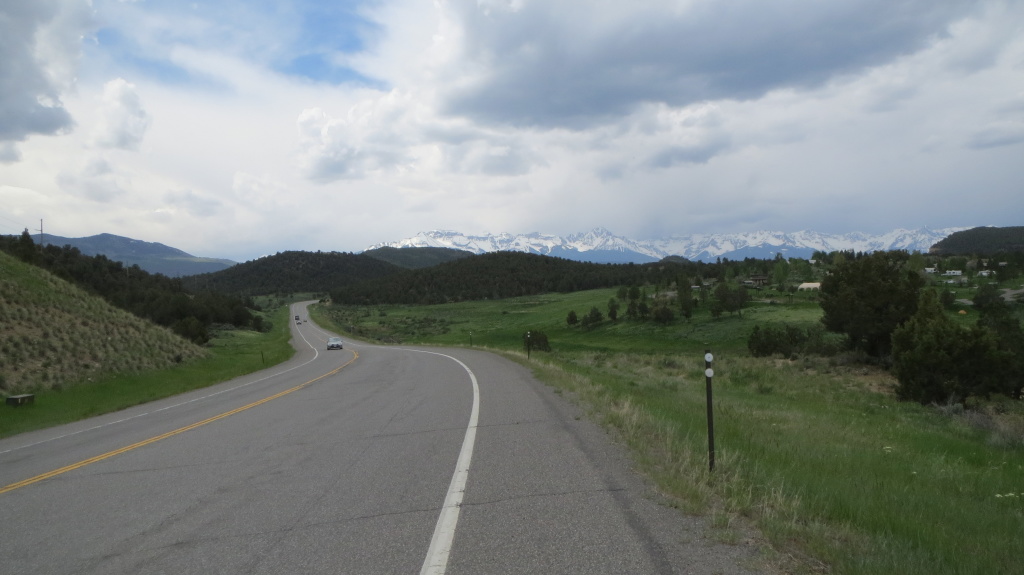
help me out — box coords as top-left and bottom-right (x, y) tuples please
(798, 282), (821, 291)
(943, 270), (963, 276)
(978, 270), (994, 277)
(924, 267), (937, 274)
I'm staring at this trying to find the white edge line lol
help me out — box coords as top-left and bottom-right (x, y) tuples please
(411, 351), (480, 575)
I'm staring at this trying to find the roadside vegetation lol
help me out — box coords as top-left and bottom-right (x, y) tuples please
(0, 250), (207, 393)
(312, 269), (1024, 574)
(0, 257), (296, 438)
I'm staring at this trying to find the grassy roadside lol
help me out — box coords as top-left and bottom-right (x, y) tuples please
(0, 305), (295, 439)
(313, 291), (1024, 575)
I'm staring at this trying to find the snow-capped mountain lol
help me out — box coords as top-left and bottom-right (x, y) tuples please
(366, 227), (968, 264)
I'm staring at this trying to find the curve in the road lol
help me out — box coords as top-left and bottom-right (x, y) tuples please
(413, 350), (481, 575)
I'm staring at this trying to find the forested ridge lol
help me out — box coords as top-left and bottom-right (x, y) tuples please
(181, 250), (403, 295)
(330, 251), (717, 305)
(362, 246), (474, 269)
(930, 226), (1024, 255)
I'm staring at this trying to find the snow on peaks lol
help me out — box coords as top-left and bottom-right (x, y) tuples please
(366, 227), (969, 263)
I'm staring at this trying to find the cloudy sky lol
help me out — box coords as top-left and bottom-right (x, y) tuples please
(1, 0), (1022, 262)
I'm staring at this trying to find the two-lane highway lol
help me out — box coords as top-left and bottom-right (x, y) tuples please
(0, 303), (764, 574)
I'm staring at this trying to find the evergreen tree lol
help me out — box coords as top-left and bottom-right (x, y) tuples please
(713, 283), (749, 316)
(652, 304), (675, 324)
(607, 297), (620, 322)
(627, 285), (640, 302)
(891, 290), (1012, 403)
(772, 259), (790, 287)
(820, 251), (924, 357)
(939, 290), (956, 309)
(678, 285), (694, 320)
(16, 229), (36, 263)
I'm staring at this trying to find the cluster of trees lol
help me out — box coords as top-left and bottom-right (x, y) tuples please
(709, 283), (749, 318)
(891, 289), (1021, 403)
(748, 324), (845, 358)
(818, 251), (925, 358)
(567, 279), (757, 330)
(812, 250), (1022, 403)
(1, 231), (260, 344)
(566, 307), (605, 328)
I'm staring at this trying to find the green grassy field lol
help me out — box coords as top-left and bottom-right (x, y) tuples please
(312, 289), (826, 353)
(0, 305), (295, 439)
(313, 290), (1024, 575)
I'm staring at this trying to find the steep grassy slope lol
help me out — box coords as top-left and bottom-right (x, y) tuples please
(0, 251), (206, 393)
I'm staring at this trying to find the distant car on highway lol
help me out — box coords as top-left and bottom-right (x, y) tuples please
(327, 337), (344, 350)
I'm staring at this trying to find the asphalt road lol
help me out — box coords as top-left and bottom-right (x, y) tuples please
(0, 303), (766, 574)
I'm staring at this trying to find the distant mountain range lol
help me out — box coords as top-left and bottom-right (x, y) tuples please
(24, 226), (975, 277)
(41, 233), (236, 277)
(366, 227), (970, 264)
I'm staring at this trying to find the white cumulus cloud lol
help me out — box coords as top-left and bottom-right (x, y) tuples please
(90, 78), (152, 150)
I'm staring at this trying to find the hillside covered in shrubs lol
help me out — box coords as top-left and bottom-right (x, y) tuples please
(0, 250), (206, 394)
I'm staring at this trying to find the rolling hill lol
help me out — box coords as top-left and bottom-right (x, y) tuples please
(0, 250), (206, 393)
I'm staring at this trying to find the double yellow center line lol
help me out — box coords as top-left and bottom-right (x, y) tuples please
(1, 351), (358, 495)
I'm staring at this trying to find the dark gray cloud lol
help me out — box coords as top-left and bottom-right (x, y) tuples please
(0, 0), (90, 143)
(646, 137), (732, 168)
(967, 124), (1024, 150)
(440, 1), (974, 128)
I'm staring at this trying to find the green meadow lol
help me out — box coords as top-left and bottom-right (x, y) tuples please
(312, 290), (1024, 575)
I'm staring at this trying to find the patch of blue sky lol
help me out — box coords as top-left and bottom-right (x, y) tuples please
(90, 0), (383, 88)
(280, 53), (385, 87)
(89, 27), (225, 90)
